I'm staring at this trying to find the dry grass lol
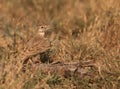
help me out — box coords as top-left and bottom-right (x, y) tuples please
(0, 0), (120, 89)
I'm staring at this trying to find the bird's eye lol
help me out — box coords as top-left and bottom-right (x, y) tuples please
(41, 26), (44, 28)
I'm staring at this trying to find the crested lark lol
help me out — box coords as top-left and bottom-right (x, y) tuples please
(21, 25), (51, 64)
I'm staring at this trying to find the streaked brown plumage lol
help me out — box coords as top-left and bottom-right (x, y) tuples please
(21, 25), (50, 64)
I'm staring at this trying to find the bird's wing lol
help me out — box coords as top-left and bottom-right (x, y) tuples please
(22, 35), (50, 58)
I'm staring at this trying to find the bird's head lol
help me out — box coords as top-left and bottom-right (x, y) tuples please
(38, 25), (50, 37)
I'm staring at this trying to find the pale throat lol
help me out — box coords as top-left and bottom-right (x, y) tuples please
(38, 29), (45, 37)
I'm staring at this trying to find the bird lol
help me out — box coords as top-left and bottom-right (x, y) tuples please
(20, 25), (51, 65)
